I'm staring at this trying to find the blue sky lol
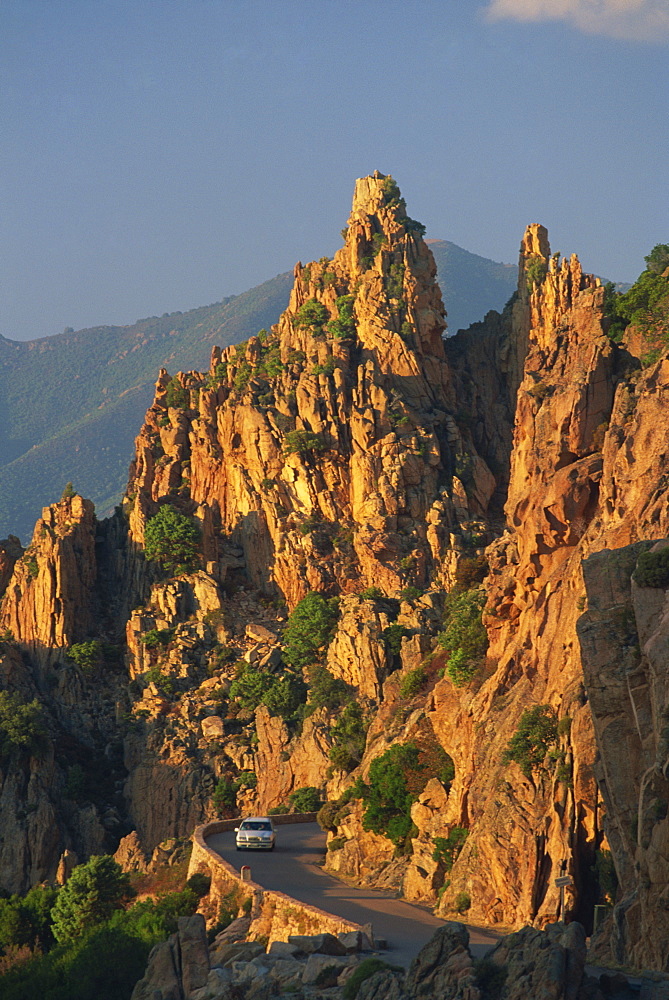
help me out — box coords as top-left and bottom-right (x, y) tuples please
(1, 0), (667, 341)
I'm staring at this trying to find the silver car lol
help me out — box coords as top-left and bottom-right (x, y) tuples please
(235, 817), (276, 851)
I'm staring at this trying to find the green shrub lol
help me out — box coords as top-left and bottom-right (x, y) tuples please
(261, 672), (307, 720)
(326, 294), (357, 340)
(633, 546), (669, 588)
(362, 743), (420, 847)
(381, 175), (403, 208)
(289, 786), (322, 813)
(437, 589), (488, 686)
(399, 586), (422, 600)
(282, 592), (339, 669)
(141, 628), (175, 649)
(382, 623), (410, 657)
(283, 429), (325, 456)
(359, 587), (384, 600)
(386, 261), (405, 300)
(525, 254), (547, 291)
(165, 377), (190, 409)
(212, 778), (238, 815)
(327, 837), (347, 852)
(328, 702), (367, 772)
(295, 298), (329, 332)
(0, 886), (198, 1000)
(67, 640), (115, 674)
(454, 890), (471, 914)
(25, 554), (39, 579)
(64, 764), (87, 802)
(0, 884), (57, 954)
(61, 482), (76, 500)
(400, 665), (427, 699)
(311, 358), (336, 376)
(51, 856), (132, 945)
(432, 828), (468, 871)
(185, 872), (211, 898)
(557, 716), (572, 738)
(144, 506), (200, 575)
(229, 664), (276, 711)
(306, 664), (351, 713)
(343, 957), (400, 1000)
(502, 705), (558, 778)
(0, 692), (48, 762)
(229, 663), (306, 722)
(142, 668), (177, 698)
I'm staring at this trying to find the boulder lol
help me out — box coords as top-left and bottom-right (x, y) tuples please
(288, 931), (348, 955)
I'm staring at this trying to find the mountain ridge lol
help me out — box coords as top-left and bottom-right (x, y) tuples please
(0, 243), (519, 541)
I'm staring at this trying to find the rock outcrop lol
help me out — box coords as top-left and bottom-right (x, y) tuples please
(1, 173), (669, 974)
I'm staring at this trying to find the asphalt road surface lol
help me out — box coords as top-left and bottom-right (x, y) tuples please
(206, 822), (500, 968)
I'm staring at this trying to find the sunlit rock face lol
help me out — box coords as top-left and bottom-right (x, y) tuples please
(2, 173), (669, 972)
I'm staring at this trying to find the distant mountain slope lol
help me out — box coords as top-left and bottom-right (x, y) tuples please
(0, 273), (293, 540)
(428, 240), (517, 333)
(0, 242), (520, 541)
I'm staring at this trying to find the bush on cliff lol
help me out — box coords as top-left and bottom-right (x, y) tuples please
(502, 705), (558, 779)
(633, 546), (669, 588)
(144, 505), (200, 575)
(328, 702), (367, 772)
(51, 856), (132, 945)
(289, 786), (322, 812)
(228, 663), (307, 723)
(437, 588), (488, 686)
(361, 743), (420, 848)
(0, 692), (48, 762)
(282, 592), (339, 669)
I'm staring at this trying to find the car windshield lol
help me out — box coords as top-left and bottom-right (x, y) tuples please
(240, 821), (271, 831)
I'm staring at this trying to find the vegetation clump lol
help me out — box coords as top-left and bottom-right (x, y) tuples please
(399, 664), (428, 699)
(525, 254), (547, 291)
(326, 295), (357, 340)
(633, 546), (669, 589)
(432, 827), (468, 871)
(283, 429), (325, 456)
(437, 589), (488, 686)
(604, 244), (669, 344)
(360, 742), (420, 847)
(141, 628), (175, 650)
(68, 640), (120, 673)
(0, 692), (48, 762)
(164, 377), (190, 409)
(343, 957), (401, 1000)
(289, 786), (322, 812)
(282, 592), (339, 670)
(228, 663), (307, 723)
(0, 855), (199, 999)
(328, 702), (367, 772)
(51, 856), (131, 946)
(294, 298), (329, 335)
(502, 705), (558, 778)
(144, 505), (200, 575)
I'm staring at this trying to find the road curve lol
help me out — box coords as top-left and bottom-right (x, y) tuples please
(206, 822), (500, 968)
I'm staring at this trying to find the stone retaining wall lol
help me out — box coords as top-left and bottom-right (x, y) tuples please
(189, 817), (372, 948)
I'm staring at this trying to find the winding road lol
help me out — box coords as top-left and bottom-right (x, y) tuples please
(206, 822), (500, 968)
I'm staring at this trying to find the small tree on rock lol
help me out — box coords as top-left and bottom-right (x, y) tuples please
(144, 505), (200, 575)
(51, 855), (132, 944)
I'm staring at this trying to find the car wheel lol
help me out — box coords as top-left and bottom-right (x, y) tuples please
(270, 843), (275, 851)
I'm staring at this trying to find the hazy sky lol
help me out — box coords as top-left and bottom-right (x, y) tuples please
(2, 0), (667, 341)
